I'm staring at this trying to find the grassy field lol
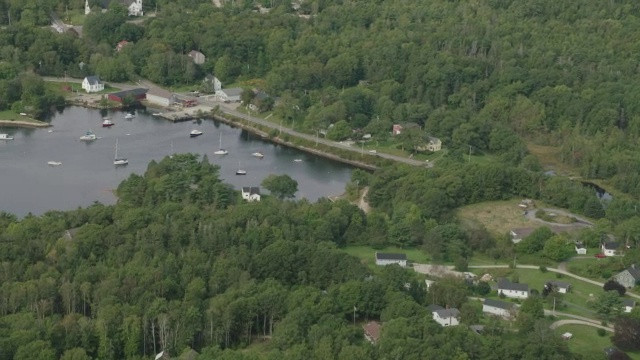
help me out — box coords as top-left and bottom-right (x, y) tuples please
(553, 324), (614, 358)
(0, 110), (47, 124)
(456, 199), (540, 236)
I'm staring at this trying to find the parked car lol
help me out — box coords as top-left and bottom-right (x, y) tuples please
(595, 253), (607, 259)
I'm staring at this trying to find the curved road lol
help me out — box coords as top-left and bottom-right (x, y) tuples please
(549, 319), (613, 332)
(468, 264), (640, 300)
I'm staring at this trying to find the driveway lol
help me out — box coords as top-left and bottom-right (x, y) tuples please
(525, 207), (593, 230)
(549, 319), (613, 332)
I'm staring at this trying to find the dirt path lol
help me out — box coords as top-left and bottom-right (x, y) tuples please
(525, 208), (593, 231)
(549, 319), (613, 332)
(357, 187), (371, 213)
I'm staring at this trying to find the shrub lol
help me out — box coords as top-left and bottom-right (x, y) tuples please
(555, 272), (562, 279)
(539, 266), (548, 273)
(597, 328), (606, 337)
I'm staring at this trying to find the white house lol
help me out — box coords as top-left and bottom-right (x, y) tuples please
(510, 228), (535, 244)
(424, 279), (435, 290)
(575, 242), (587, 255)
(374, 252), (407, 267)
(81, 76), (104, 93)
(188, 50), (206, 65)
(241, 187), (261, 202)
(623, 299), (636, 313)
(482, 299), (517, 319)
(613, 264), (640, 288)
(546, 280), (571, 294)
(425, 137), (442, 152)
(203, 74), (222, 93)
(145, 87), (175, 107)
(497, 278), (529, 299)
(428, 305), (459, 327)
(216, 87), (243, 102)
(602, 242), (620, 257)
(86, 0), (143, 16)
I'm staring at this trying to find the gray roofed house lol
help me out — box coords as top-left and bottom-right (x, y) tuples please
(547, 280), (571, 293)
(215, 87), (243, 102)
(430, 306), (460, 326)
(483, 298), (515, 310)
(602, 241), (621, 257)
(498, 278), (530, 299)
(375, 252), (408, 267)
(427, 304), (444, 312)
(623, 298), (636, 313)
(241, 186), (261, 202)
(483, 298), (517, 319)
(614, 264), (640, 288)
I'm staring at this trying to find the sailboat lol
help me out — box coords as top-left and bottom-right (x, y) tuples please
(235, 161), (247, 175)
(113, 139), (128, 166)
(214, 133), (228, 155)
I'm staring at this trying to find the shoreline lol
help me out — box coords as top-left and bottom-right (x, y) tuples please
(0, 120), (51, 128)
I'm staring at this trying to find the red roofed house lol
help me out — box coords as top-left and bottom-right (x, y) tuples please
(363, 321), (381, 344)
(116, 40), (131, 52)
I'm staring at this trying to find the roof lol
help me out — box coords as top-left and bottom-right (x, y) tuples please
(84, 76), (101, 85)
(483, 298), (515, 310)
(253, 89), (270, 100)
(622, 298), (636, 307)
(469, 325), (484, 334)
(204, 74), (219, 82)
(110, 88), (148, 99)
(575, 242), (586, 249)
(375, 252), (407, 261)
(511, 228), (535, 239)
(242, 186), (260, 195)
(362, 321), (381, 342)
(146, 87), (173, 99)
(434, 308), (459, 318)
(428, 136), (441, 143)
(221, 87), (243, 97)
(189, 50), (204, 57)
(427, 304), (444, 312)
(603, 242), (620, 250)
(548, 280), (571, 289)
(498, 278), (529, 292)
(622, 265), (640, 280)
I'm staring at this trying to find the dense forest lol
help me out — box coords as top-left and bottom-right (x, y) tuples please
(0, 154), (604, 360)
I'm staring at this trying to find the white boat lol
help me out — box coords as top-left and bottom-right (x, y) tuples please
(214, 133), (228, 155)
(79, 131), (96, 141)
(252, 152), (264, 158)
(19, 113), (26, 116)
(0, 133), (14, 140)
(235, 169), (247, 175)
(48, 161), (62, 166)
(102, 119), (114, 127)
(47, 129), (53, 133)
(125, 113), (135, 119)
(113, 139), (128, 166)
(152, 113), (162, 116)
(293, 159), (303, 162)
(190, 129), (203, 138)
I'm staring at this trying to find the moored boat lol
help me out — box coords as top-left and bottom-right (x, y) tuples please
(0, 133), (14, 140)
(252, 152), (264, 158)
(102, 119), (114, 127)
(125, 113), (135, 119)
(79, 131), (97, 141)
(47, 161), (62, 166)
(190, 129), (203, 138)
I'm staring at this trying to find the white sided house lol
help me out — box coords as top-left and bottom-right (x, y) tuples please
(374, 252), (407, 267)
(497, 278), (529, 299)
(216, 87), (243, 102)
(82, 76), (104, 93)
(188, 50), (206, 65)
(145, 87), (175, 107)
(241, 187), (261, 202)
(482, 299), (517, 320)
(602, 242), (620, 257)
(546, 280), (571, 294)
(85, 0), (143, 16)
(428, 305), (459, 327)
(575, 241), (587, 255)
(613, 264), (640, 288)
(623, 299), (636, 313)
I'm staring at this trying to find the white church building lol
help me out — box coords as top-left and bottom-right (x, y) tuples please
(85, 0), (144, 17)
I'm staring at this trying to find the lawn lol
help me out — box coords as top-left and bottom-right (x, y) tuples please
(0, 110), (47, 124)
(456, 199), (541, 236)
(481, 268), (604, 318)
(341, 245), (431, 268)
(553, 324), (614, 358)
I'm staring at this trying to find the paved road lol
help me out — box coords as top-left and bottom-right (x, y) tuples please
(549, 319), (613, 332)
(525, 207), (593, 229)
(44, 76), (430, 168)
(468, 264), (640, 300)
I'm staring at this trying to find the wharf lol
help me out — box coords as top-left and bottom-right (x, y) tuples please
(159, 105), (211, 122)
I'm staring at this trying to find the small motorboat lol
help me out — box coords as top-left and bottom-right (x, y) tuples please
(152, 113), (162, 116)
(235, 169), (247, 175)
(0, 133), (14, 140)
(79, 131), (97, 141)
(19, 113), (26, 116)
(190, 129), (203, 138)
(293, 159), (303, 162)
(102, 119), (114, 127)
(47, 129), (54, 133)
(214, 149), (228, 155)
(47, 161), (62, 166)
(252, 152), (264, 158)
(124, 113), (135, 119)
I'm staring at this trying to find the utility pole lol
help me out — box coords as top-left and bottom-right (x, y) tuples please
(315, 130), (318, 146)
(361, 141), (364, 157)
(279, 119), (282, 135)
(356, 180), (360, 196)
(468, 145), (472, 163)
(553, 296), (556, 315)
(353, 306), (357, 326)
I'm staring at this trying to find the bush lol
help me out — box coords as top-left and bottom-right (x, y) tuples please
(499, 292), (506, 299)
(597, 328), (606, 337)
(454, 257), (469, 272)
(555, 272), (562, 279)
(539, 266), (548, 273)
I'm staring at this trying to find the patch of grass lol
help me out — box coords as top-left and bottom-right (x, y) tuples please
(552, 324), (616, 359)
(66, 12), (86, 26)
(526, 142), (576, 175)
(0, 110), (46, 124)
(456, 199), (538, 236)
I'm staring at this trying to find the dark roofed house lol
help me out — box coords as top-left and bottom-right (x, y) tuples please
(623, 298), (636, 313)
(363, 321), (381, 344)
(241, 187), (261, 202)
(483, 298), (517, 319)
(375, 252), (407, 267)
(432, 307), (460, 326)
(188, 50), (206, 64)
(498, 278), (529, 299)
(614, 264), (640, 288)
(575, 241), (587, 255)
(108, 88), (147, 103)
(546, 280), (572, 294)
(602, 242), (621, 257)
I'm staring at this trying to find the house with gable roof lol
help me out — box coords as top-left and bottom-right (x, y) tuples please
(82, 76), (104, 93)
(497, 278), (529, 299)
(614, 264), (640, 288)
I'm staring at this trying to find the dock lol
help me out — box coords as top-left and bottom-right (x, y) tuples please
(158, 105), (212, 122)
